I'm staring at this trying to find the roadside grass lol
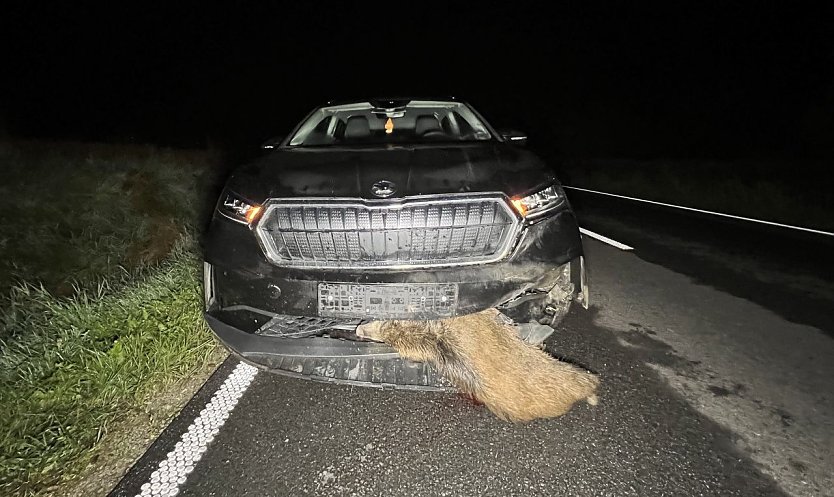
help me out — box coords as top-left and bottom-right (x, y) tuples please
(559, 158), (834, 233)
(0, 243), (217, 495)
(0, 140), (224, 496)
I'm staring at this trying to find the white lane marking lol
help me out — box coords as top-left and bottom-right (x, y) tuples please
(579, 227), (634, 251)
(564, 185), (834, 237)
(136, 362), (259, 497)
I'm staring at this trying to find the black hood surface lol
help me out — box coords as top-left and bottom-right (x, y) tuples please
(226, 143), (555, 202)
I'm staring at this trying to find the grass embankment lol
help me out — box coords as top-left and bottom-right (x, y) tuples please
(559, 158), (834, 232)
(0, 141), (224, 496)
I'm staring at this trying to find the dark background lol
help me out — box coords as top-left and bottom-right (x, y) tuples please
(2, 2), (832, 160)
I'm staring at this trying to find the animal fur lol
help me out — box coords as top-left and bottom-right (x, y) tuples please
(356, 309), (599, 422)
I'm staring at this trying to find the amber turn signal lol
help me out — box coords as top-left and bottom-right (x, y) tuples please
(510, 198), (527, 216)
(245, 205), (262, 224)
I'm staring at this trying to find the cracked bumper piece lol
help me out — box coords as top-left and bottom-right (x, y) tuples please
(205, 312), (454, 391)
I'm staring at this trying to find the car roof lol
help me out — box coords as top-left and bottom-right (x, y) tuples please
(322, 96), (462, 108)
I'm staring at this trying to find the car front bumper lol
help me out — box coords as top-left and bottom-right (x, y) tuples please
(202, 206), (585, 378)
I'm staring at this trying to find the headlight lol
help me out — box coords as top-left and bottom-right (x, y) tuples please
(510, 184), (566, 219)
(218, 190), (262, 225)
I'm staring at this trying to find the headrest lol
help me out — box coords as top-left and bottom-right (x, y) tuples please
(415, 114), (441, 135)
(344, 115), (371, 139)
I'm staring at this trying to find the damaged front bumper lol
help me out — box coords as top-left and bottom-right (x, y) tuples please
(202, 207), (586, 387)
(203, 250), (586, 389)
(203, 207), (585, 364)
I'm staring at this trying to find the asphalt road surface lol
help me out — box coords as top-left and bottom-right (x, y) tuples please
(111, 192), (833, 497)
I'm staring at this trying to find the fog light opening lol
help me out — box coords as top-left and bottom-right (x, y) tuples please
(267, 283), (281, 299)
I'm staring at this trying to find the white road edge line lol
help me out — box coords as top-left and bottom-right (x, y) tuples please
(579, 227), (634, 251)
(136, 362), (259, 497)
(564, 185), (834, 237)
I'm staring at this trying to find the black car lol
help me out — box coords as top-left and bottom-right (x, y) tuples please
(203, 98), (587, 389)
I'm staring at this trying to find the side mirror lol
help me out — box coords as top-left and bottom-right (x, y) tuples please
(261, 135), (286, 149)
(499, 129), (528, 146)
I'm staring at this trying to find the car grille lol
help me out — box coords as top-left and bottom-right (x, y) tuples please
(254, 194), (520, 269)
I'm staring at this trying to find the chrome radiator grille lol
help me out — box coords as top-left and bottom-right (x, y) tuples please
(254, 194), (519, 269)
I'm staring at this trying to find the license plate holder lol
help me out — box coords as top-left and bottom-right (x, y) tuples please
(318, 283), (458, 319)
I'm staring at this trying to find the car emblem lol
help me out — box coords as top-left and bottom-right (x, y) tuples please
(371, 180), (397, 198)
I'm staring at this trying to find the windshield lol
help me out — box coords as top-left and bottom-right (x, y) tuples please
(288, 100), (493, 146)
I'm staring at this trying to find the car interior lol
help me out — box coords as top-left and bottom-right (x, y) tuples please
(289, 101), (491, 146)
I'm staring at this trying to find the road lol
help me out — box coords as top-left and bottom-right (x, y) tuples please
(111, 191), (834, 497)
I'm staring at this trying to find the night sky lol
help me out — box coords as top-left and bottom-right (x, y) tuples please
(2, 2), (832, 159)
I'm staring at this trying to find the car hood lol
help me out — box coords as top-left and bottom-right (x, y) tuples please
(227, 143), (555, 202)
